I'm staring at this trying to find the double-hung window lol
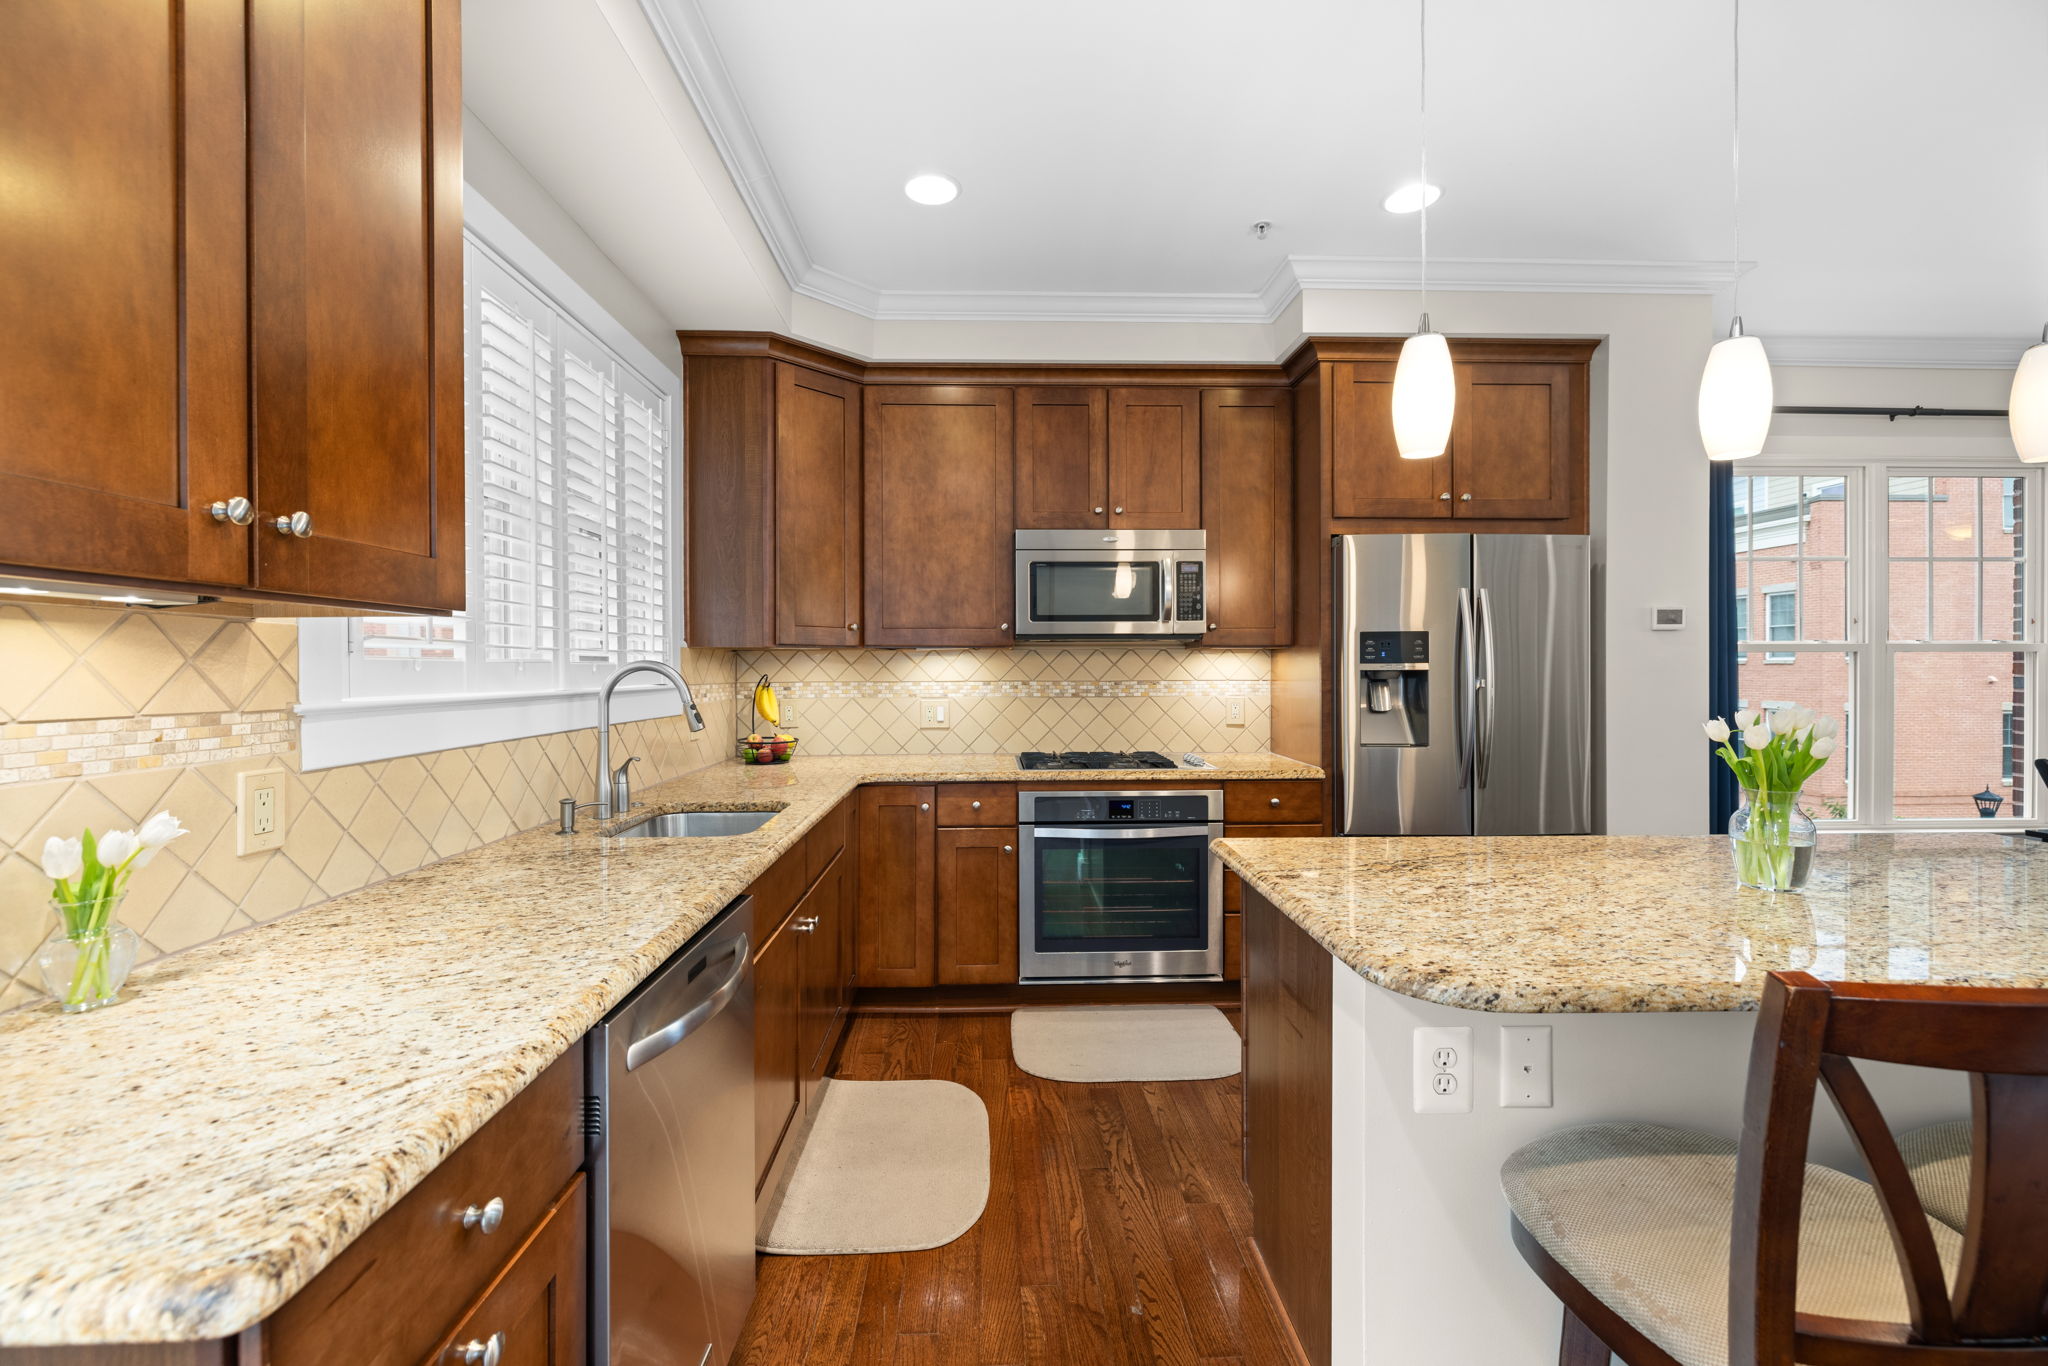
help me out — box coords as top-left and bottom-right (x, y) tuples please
(1726, 463), (2040, 828)
(298, 196), (681, 769)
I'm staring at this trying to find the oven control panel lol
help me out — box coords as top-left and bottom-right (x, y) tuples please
(1020, 789), (1223, 824)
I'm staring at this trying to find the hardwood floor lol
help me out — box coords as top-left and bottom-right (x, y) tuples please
(733, 1011), (1301, 1366)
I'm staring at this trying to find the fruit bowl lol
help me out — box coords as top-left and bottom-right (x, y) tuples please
(738, 733), (798, 764)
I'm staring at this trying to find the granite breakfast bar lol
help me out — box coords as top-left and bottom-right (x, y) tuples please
(1215, 832), (2048, 1366)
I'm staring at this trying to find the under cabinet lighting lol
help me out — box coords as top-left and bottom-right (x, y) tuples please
(0, 575), (200, 608)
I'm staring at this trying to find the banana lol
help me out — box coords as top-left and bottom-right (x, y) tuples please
(753, 675), (781, 728)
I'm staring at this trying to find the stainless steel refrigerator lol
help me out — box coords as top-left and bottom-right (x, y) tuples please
(1335, 534), (1592, 836)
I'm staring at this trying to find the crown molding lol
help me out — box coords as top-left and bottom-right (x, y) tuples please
(1286, 255), (1739, 298)
(1764, 333), (2029, 370)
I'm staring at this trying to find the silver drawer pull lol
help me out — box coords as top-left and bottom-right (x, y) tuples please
(460, 1196), (504, 1234)
(272, 510), (313, 537)
(970, 800), (982, 810)
(208, 497), (253, 526)
(1270, 797), (1281, 807)
(454, 1332), (503, 1365)
(793, 915), (820, 934)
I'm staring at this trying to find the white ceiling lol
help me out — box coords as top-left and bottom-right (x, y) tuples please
(633, 0), (2048, 349)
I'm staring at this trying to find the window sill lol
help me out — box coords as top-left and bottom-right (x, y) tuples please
(297, 682), (687, 771)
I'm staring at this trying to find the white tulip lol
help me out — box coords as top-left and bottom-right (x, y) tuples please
(1703, 718), (1732, 743)
(1769, 708), (1798, 735)
(40, 836), (82, 883)
(133, 811), (188, 867)
(1742, 724), (1772, 750)
(1812, 716), (1838, 739)
(96, 828), (141, 869)
(1734, 709), (1758, 731)
(1794, 726), (1812, 745)
(1811, 736), (1837, 760)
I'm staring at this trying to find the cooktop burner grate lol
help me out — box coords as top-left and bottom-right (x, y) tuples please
(1017, 750), (1178, 771)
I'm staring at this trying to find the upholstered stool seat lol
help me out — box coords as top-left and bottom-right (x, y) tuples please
(1898, 1120), (1971, 1234)
(1501, 1121), (1962, 1366)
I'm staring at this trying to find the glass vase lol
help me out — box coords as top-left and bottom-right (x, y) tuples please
(1728, 786), (1818, 892)
(35, 895), (139, 1012)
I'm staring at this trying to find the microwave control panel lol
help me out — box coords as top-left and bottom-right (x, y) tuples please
(1175, 561), (1205, 622)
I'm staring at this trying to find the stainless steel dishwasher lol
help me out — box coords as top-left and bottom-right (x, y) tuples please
(587, 896), (756, 1366)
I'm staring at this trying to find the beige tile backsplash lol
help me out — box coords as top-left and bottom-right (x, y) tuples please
(0, 605), (1269, 1011)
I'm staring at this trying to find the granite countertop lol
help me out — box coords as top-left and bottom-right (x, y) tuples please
(1214, 832), (2048, 1014)
(0, 752), (1316, 1347)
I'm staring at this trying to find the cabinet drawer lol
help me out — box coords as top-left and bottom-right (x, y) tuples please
(422, 1173), (587, 1366)
(1224, 780), (1323, 824)
(266, 1049), (585, 1366)
(936, 783), (1016, 827)
(805, 799), (849, 886)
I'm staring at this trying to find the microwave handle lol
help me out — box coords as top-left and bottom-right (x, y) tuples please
(1162, 557), (1175, 622)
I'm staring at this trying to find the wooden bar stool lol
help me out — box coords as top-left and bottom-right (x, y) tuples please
(1501, 971), (2048, 1365)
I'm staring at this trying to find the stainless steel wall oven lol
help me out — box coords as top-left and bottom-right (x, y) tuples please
(1016, 788), (1224, 982)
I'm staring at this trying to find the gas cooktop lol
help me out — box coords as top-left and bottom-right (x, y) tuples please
(1017, 750), (1179, 771)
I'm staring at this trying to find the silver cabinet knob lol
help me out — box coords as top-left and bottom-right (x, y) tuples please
(1439, 492), (1452, 501)
(1094, 506), (1105, 514)
(460, 1196), (504, 1234)
(1270, 797), (1281, 807)
(272, 510), (312, 537)
(1460, 493), (1473, 501)
(848, 622), (858, 630)
(1209, 623), (1217, 630)
(208, 497), (254, 526)
(1003, 844), (1014, 854)
(793, 915), (819, 934)
(970, 800), (982, 810)
(999, 622), (1009, 631)
(454, 1333), (503, 1365)
(1113, 506), (1124, 514)
(919, 802), (930, 811)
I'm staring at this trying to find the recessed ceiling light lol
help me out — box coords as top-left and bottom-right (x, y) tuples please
(904, 174), (959, 206)
(1382, 182), (1442, 214)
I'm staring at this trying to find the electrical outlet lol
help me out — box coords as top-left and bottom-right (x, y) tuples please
(1499, 1026), (1554, 1107)
(1413, 1026), (1472, 1114)
(1226, 695), (1247, 727)
(919, 699), (950, 729)
(778, 697), (798, 729)
(236, 768), (286, 856)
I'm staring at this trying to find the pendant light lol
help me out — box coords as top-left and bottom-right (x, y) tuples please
(1698, 0), (1773, 461)
(2011, 326), (2048, 462)
(1392, 0), (1454, 460)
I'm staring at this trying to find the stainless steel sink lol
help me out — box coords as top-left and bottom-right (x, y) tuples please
(610, 810), (778, 839)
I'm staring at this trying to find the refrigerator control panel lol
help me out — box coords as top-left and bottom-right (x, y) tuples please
(1359, 631), (1430, 669)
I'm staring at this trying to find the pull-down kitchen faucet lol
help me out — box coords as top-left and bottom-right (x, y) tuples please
(590, 660), (705, 823)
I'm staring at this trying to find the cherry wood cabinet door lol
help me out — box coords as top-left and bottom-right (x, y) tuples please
(1107, 388), (1201, 529)
(1015, 387), (1109, 529)
(1449, 362), (1581, 521)
(1327, 361), (1450, 521)
(935, 827), (1020, 986)
(862, 387), (1014, 646)
(248, 0), (464, 612)
(798, 851), (850, 1104)
(422, 1175), (587, 1366)
(0, 0), (250, 591)
(1201, 388), (1294, 646)
(776, 363), (863, 645)
(752, 911), (801, 1190)
(854, 786), (936, 986)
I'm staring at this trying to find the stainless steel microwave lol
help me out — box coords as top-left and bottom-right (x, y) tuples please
(1013, 530), (1206, 640)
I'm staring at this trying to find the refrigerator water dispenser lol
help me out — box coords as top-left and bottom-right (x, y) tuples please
(1356, 631), (1429, 746)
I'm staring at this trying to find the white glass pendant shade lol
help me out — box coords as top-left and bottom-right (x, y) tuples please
(1698, 321), (1773, 461)
(1393, 322), (1455, 460)
(2010, 328), (2048, 463)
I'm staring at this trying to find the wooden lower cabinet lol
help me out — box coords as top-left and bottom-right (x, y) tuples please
(797, 851), (852, 1108)
(752, 908), (802, 1191)
(934, 828), (1019, 985)
(1243, 890), (1333, 1366)
(422, 1174), (587, 1366)
(854, 785), (936, 987)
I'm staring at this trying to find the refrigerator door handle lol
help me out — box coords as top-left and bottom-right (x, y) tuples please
(1476, 587), (1497, 789)
(1457, 587), (1477, 791)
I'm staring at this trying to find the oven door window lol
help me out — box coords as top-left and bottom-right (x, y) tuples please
(1028, 560), (1163, 623)
(1030, 831), (1210, 953)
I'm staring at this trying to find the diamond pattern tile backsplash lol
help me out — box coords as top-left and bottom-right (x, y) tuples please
(0, 603), (1270, 1012)
(735, 648), (1271, 755)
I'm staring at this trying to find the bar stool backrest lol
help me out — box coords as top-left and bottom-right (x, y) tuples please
(1733, 971), (2048, 1365)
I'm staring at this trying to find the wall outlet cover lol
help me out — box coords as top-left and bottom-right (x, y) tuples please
(1412, 1025), (1472, 1114)
(236, 768), (287, 856)
(918, 699), (950, 729)
(1226, 695), (1247, 727)
(1498, 1026), (1554, 1107)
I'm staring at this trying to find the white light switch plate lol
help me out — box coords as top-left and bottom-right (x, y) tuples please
(236, 768), (286, 856)
(1413, 1026), (1472, 1114)
(918, 699), (950, 729)
(1499, 1026), (1554, 1107)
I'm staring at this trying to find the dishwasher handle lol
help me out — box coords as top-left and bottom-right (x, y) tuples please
(624, 932), (750, 1072)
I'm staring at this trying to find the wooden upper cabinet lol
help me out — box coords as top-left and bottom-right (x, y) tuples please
(862, 387), (1015, 646)
(248, 0), (464, 612)
(776, 364), (863, 644)
(1201, 389), (1293, 646)
(1108, 388), (1202, 528)
(1449, 362), (1582, 521)
(1328, 361), (1449, 520)
(0, 0), (249, 591)
(1016, 387), (1109, 528)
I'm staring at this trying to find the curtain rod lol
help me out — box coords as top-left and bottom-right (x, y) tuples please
(1773, 404), (2008, 421)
